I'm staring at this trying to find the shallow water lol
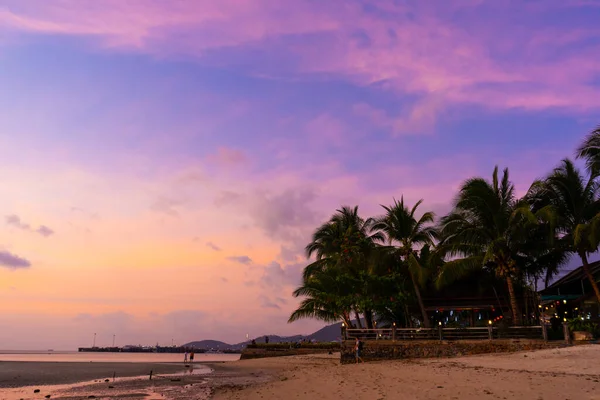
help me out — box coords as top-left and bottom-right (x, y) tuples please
(0, 350), (240, 363)
(0, 368), (212, 400)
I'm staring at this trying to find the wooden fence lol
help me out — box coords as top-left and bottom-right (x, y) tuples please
(344, 325), (546, 341)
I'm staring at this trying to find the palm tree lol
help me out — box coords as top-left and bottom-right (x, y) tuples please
(438, 166), (544, 326)
(300, 206), (383, 328)
(576, 125), (600, 176)
(528, 159), (600, 303)
(372, 197), (438, 328)
(288, 268), (353, 327)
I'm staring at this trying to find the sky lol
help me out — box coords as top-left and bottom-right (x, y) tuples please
(0, 0), (599, 350)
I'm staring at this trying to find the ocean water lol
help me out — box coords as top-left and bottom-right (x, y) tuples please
(0, 350), (234, 399)
(0, 350), (240, 363)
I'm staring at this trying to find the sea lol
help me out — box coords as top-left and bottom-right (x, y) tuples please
(0, 349), (240, 363)
(0, 350), (239, 400)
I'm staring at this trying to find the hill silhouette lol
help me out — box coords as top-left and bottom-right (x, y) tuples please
(184, 321), (344, 350)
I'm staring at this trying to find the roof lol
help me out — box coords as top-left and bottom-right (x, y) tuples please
(539, 259), (600, 298)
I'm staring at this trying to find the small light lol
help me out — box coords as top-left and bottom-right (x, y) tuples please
(488, 320), (492, 325)
(393, 322), (396, 326)
(538, 305), (542, 308)
(545, 307), (549, 310)
(564, 311), (567, 314)
(438, 321), (442, 326)
(563, 300), (567, 304)
(563, 318), (567, 322)
(341, 323), (345, 327)
(575, 308), (579, 311)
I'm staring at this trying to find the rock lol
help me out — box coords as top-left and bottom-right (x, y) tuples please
(45, 396), (51, 399)
(104, 379), (109, 382)
(573, 331), (593, 341)
(34, 389), (40, 393)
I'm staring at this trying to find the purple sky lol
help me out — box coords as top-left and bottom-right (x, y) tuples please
(0, 0), (599, 349)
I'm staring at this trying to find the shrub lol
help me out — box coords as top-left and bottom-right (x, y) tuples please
(567, 318), (598, 337)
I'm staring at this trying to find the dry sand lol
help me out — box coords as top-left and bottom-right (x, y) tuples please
(212, 345), (600, 400)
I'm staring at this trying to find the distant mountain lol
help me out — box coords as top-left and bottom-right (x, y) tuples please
(183, 321), (345, 350)
(183, 340), (231, 349)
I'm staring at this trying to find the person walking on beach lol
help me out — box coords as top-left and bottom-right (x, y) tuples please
(355, 338), (364, 364)
(184, 351), (188, 363)
(189, 351), (195, 363)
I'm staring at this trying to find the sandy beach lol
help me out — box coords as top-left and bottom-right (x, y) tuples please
(212, 345), (600, 400)
(2, 346), (600, 399)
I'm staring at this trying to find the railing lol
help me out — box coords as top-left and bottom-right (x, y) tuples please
(344, 326), (545, 341)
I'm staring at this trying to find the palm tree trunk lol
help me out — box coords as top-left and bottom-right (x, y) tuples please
(364, 309), (374, 329)
(354, 310), (363, 329)
(580, 252), (600, 303)
(341, 311), (351, 328)
(409, 271), (431, 328)
(506, 276), (522, 326)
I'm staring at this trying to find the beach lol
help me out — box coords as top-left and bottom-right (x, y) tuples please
(2, 346), (600, 399)
(212, 345), (600, 400)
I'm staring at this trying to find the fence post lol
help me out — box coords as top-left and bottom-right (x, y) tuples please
(438, 326), (443, 341)
(563, 323), (571, 344)
(541, 324), (548, 341)
(392, 324), (396, 341)
(487, 326), (493, 340)
(341, 324), (347, 341)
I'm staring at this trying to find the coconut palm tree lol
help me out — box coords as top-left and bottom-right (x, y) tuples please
(288, 268), (353, 327)
(437, 166), (546, 326)
(300, 206), (384, 328)
(527, 159), (600, 303)
(576, 125), (600, 176)
(372, 197), (438, 328)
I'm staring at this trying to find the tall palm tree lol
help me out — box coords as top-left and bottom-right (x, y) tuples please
(528, 159), (600, 303)
(576, 125), (600, 176)
(438, 166), (544, 326)
(372, 197), (438, 328)
(301, 206), (383, 329)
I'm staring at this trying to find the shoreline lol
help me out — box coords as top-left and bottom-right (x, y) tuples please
(0, 361), (196, 387)
(0, 359), (272, 400)
(2, 346), (600, 399)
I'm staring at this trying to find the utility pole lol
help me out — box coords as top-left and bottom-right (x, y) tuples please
(93, 333), (96, 348)
(112, 334), (115, 347)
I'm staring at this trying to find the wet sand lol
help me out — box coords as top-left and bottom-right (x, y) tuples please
(0, 361), (268, 400)
(212, 345), (600, 400)
(0, 361), (190, 387)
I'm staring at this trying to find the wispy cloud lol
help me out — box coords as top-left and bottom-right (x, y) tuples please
(0, 250), (31, 269)
(1, 0), (598, 123)
(5, 214), (55, 237)
(206, 242), (221, 251)
(258, 295), (281, 310)
(226, 255), (253, 265)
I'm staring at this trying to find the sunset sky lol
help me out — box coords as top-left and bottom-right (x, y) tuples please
(0, 0), (599, 349)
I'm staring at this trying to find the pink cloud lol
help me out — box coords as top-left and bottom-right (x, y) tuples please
(207, 147), (248, 167)
(2, 0), (598, 131)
